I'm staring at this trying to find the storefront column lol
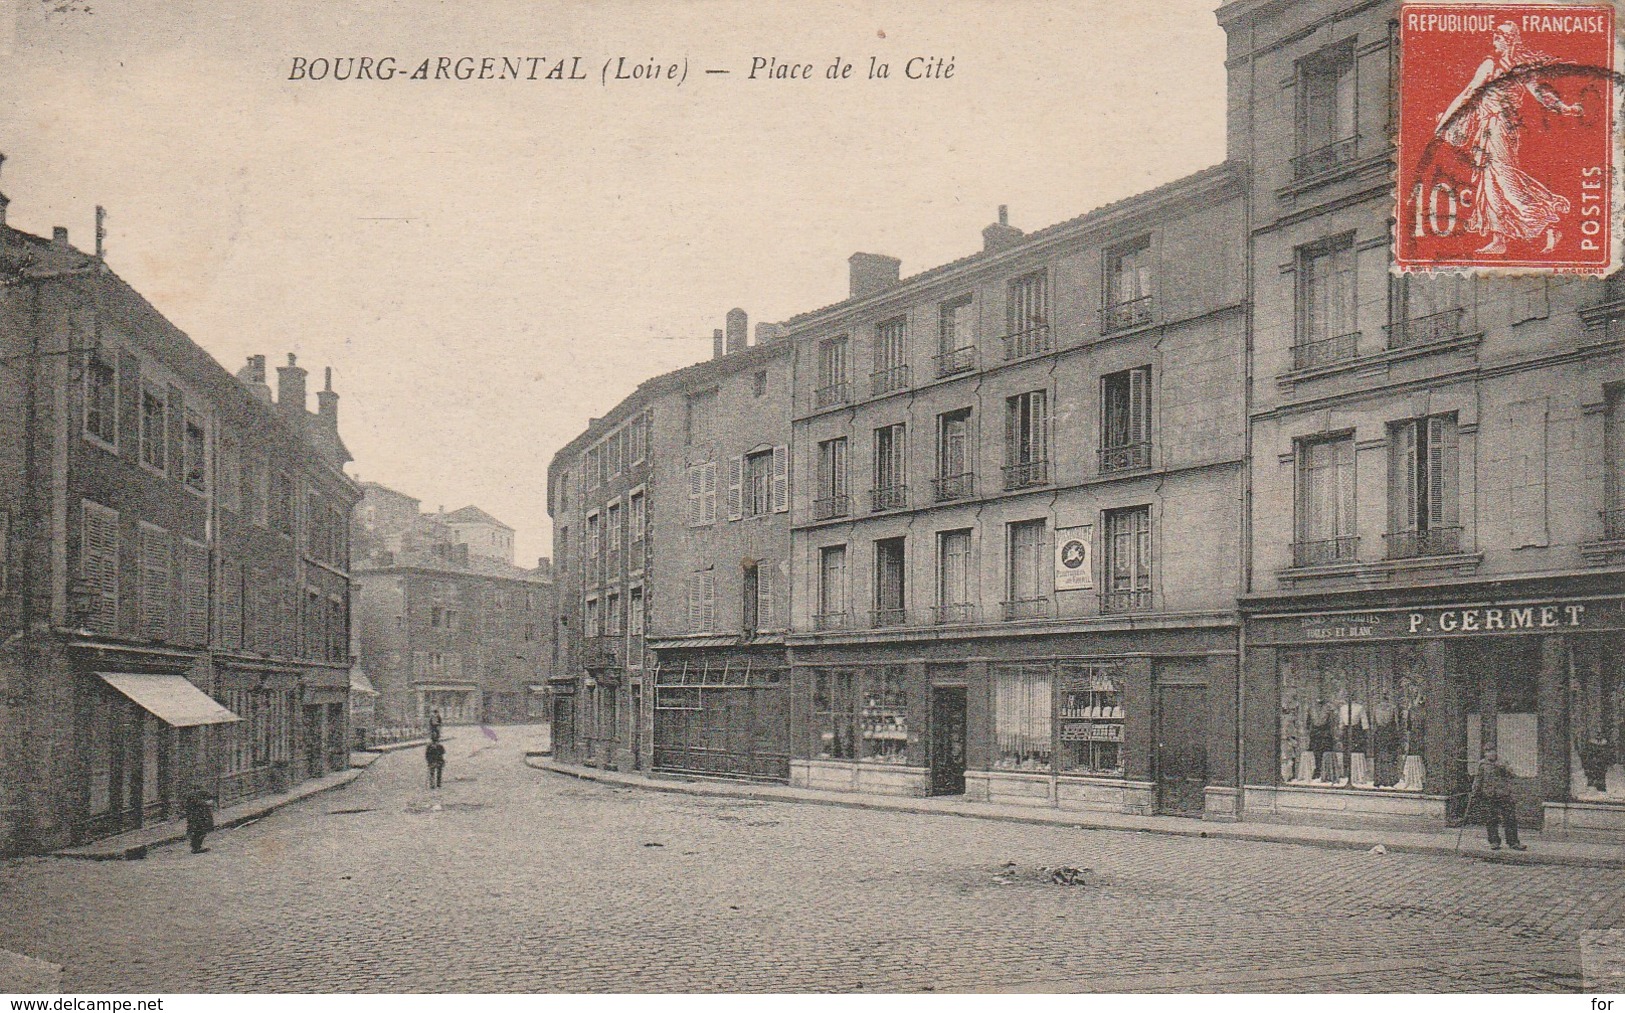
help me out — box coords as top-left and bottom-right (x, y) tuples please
(964, 661), (990, 773)
(1123, 657), (1154, 783)
(1207, 653), (1238, 789)
(1242, 645), (1277, 787)
(905, 661), (929, 767)
(1539, 636), (1569, 805)
(1422, 640), (1457, 799)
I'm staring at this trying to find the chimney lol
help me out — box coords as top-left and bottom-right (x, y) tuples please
(725, 308), (748, 354)
(848, 253), (901, 299)
(51, 227), (69, 250)
(712, 328), (724, 360)
(755, 321), (787, 344)
(317, 366), (339, 431)
(982, 204), (1023, 252)
(276, 352), (308, 419)
(236, 355), (274, 404)
(0, 152), (9, 228)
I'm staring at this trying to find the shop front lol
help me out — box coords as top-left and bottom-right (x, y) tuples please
(1242, 585), (1625, 840)
(650, 648), (790, 781)
(789, 624), (1239, 819)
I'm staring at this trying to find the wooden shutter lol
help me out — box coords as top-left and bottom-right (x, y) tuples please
(139, 524), (172, 641)
(181, 539), (209, 646)
(1336, 438), (1357, 538)
(758, 562), (775, 629)
(701, 571), (716, 632)
(703, 462), (718, 523)
(1430, 415), (1460, 527)
(1129, 368), (1149, 446)
(1004, 396), (1018, 466)
(687, 465), (703, 525)
(1390, 422), (1418, 534)
(80, 502), (119, 634)
(727, 456), (744, 520)
(772, 445), (789, 512)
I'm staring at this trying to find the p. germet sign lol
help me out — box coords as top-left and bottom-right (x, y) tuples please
(1255, 598), (1624, 645)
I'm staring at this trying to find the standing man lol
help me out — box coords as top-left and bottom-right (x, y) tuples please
(1473, 748), (1526, 851)
(426, 738), (446, 789)
(183, 784), (216, 854)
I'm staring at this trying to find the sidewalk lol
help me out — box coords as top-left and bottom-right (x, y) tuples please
(54, 765), (366, 860)
(529, 756), (1625, 870)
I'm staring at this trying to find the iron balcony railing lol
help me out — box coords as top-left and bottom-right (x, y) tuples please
(813, 381), (851, 409)
(870, 606), (908, 628)
(1293, 331), (1359, 370)
(1386, 307), (1467, 350)
(1002, 597), (1051, 621)
(934, 346), (977, 377)
(1100, 588), (1153, 613)
(812, 494), (851, 521)
(1605, 508), (1625, 541)
(932, 602), (978, 625)
(1292, 535), (1360, 567)
(870, 365), (911, 397)
(869, 484), (908, 513)
(1291, 136), (1358, 179)
(1002, 324), (1052, 361)
(1104, 295), (1153, 333)
(932, 472), (975, 502)
(1099, 440), (1151, 474)
(813, 611), (848, 631)
(1384, 526), (1464, 559)
(1003, 459), (1050, 491)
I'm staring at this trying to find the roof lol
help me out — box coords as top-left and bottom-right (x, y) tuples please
(353, 549), (551, 584)
(442, 505), (511, 529)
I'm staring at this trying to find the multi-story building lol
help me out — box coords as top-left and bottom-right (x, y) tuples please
(0, 201), (359, 854)
(1221, 0), (1625, 839)
(785, 183), (1248, 816)
(546, 311), (792, 777)
(353, 487), (552, 727)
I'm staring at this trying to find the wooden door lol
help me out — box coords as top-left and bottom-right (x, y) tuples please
(1156, 684), (1208, 816)
(930, 687), (967, 795)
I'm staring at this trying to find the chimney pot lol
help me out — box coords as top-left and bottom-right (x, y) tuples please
(51, 226), (68, 248)
(275, 352), (308, 417)
(712, 328), (724, 360)
(998, 204), (1008, 226)
(317, 367), (340, 430)
(982, 207), (1024, 253)
(725, 308), (748, 355)
(848, 253), (902, 299)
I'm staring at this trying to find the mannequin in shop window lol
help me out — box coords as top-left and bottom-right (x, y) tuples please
(1343, 697), (1371, 786)
(1398, 675), (1427, 790)
(1371, 690), (1399, 788)
(1310, 699), (1338, 783)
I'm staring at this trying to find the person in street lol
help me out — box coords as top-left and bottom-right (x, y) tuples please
(426, 738), (446, 789)
(183, 785), (216, 854)
(429, 708), (443, 742)
(1472, 747), (1525, 851)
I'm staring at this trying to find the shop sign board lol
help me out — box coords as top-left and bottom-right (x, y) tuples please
(1055, 525), (1093, 591)
(1252, 597), (1625, 644)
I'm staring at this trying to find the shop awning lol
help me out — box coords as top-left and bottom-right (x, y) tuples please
(96, 672), (241, 727)
(349, 668), (379, 696)
(646, 636), (737, 650)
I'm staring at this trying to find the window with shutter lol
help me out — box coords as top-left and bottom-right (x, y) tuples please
(687, 465), (704, 525)
(818, 546), (848, 620)
(181, 539), (208, 646)
(1008, 520), (1046, 603)
(772, 445), (789, 513)
(84, 354), (118, 448)
(702, 461), (718, 524)
(80, 501), (120, 634)
(1386, 414), (1461, 557)
(1294, 435), (1358, 565)
(138, 523), (172, 641)
(727, 455), (745, 520)
(757, 562), (775, 629)
(701, 571), (716, 632)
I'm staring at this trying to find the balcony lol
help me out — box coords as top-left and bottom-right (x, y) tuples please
(870, 365), (911, 397)
(932, 472), (975, 502)
(1384, 526), (1464, 560)
(1292, 536), (1360, 567)
(1003, 459), (1050, 491)
(1292, 331), (1359, 371)
(869, 484), (908, 513)
(1002, 597), (1051, 621)
(932, 602), (978, 625)
(1605, 508), (1625, 541)
(813, 381), (851, 409)
(1386, 307), (1468, 350)
(813, 611), (848, 631)
(1100, 588), (1153, 614)
(1099, 441), (1151, 474)
(1002, 325), (1052, 361)
(812, 494), (851, 521)
(1291, 136), (1357, 179)
(1104, 295), (1153, 334)
(934, 346), (977, 378)
(870, 607), (908, 628)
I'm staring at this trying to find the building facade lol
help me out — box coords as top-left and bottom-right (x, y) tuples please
(0, 208), (360, 853)
(1220, 0), (1625, 839)
(353, 487), (552, 727)
(785, 180), (1248, 816)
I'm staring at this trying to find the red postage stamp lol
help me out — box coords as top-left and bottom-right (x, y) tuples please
(1396, 3), (1619, 273)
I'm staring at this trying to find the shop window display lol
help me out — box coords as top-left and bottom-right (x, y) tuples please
(1279, 646), (1426, 790)
(860, 667), (909, 764)
(1571, 640), (1625, 802)
(993, 664), (1052, 771)
(1056, 663), (1125, 775)
(814, 669), (857, 760)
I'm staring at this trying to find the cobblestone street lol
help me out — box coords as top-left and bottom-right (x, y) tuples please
(0, 727), (1620, 993)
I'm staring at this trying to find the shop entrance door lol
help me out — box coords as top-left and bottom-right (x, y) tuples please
(1459, 640), (1544, 829)
(930, 687), (966, 795)
(1156, 684), (1208, 816)
(552, 696), (575, 760)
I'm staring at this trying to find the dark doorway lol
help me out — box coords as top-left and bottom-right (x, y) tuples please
(930, 686), (967, 795)
(552, 696), (575, 760)
(1455, 639), (1545, 829)
(1156, 683), (1208, 816)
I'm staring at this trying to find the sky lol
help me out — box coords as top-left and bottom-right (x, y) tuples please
(0, 0), (1229, 564)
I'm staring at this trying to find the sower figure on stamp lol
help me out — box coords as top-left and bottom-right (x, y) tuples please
(426, 738), (446, 789)
(1473, 748), (1526, 851)
(1435, 21), (1584, 255)
(183, 784), (216, 854)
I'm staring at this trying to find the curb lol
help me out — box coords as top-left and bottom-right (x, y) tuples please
(53, 768), (366, 861)
(526, 758), (1625, 870)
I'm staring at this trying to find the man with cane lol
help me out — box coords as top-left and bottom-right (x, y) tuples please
(1472, 747), (1525, 851)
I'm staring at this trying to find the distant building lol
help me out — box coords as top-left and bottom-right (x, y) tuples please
(0, 198), (359, 854)
(353, 489), (551, 726)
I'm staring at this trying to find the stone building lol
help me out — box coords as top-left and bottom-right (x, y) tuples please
(0, 198), (359, 853)
(353, 487), (552, 727)
(784, 180), (1247, 815)
(1220, 0), (1625, 839)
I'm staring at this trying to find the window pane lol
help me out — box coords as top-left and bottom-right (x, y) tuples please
(1057, 663), (1125, 775)
(860, 667), (909, 764)
(993, 664), (1051, 771)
